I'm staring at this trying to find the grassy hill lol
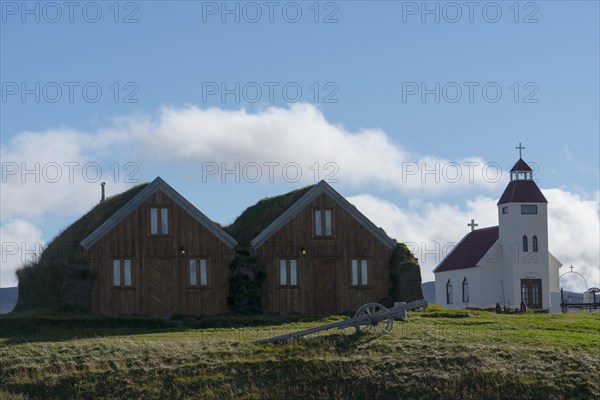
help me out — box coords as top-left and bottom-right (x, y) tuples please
(1, 306), (598, 399)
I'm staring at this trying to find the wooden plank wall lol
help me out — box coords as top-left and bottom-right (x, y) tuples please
(256, 193), (392, 314)
(89, 191), (235, 316)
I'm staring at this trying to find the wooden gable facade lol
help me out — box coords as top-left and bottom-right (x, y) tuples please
(81, 177), (237, 316)
(242, 181), (396, 315)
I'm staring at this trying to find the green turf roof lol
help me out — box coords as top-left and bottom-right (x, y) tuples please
(225, 185), (315, 245)
(38, 183), (148, 265)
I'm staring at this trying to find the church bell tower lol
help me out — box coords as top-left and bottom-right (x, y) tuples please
(497, 143), (550, 309)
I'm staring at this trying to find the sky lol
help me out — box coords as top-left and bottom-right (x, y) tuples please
(1, 0), (599, 292)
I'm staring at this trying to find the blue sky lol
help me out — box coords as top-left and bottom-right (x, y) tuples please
(1, 0), (599, 289)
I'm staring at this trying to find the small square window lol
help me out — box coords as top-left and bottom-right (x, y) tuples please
(502, 207), (508, 214)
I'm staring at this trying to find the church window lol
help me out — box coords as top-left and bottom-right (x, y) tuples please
(462, 278), (469, 303)
(521, 205), (537, 215)
(502, 207), (508, 214)
(532, 236), (538, 252)
(446, 280), (453, 304)
(522, 235), (528, 252)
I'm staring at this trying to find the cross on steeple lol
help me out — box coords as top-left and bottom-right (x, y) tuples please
(569, 265), (574, 272)
(516, 142), (525, 159)
(467, 219), (478, 232)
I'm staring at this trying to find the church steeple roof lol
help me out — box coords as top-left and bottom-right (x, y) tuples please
(510, 158), (532, 172)
(498, 143), (547, 205)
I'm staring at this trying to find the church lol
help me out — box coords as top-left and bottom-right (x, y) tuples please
(433, 145), (562, 311)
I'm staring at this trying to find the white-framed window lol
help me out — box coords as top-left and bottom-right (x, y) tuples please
(502, 206), (508, 214)
(189, 259), (208, 286)
(150, 207), (169, 235)
(279, 259), (298, 287)
(113, 259), (132, 287)
(314, 209), (332, 237)
(351, 259), (368, 287)
(521, 205), (538, 215)
(446, 280), (453, 304)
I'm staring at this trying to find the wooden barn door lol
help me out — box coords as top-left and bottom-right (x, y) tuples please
(146, 258), (174, 316)
(313, 258), (337, 315)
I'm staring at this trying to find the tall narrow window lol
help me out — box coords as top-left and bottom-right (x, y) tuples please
(314, 210), (322, 236)
(446, 280), (453, 304)
(325, 210), (332, 236)
(532, 236), (538, 252)
(113, 260), (121, 286)
(462, 278), (469, 303)
(200, 259), (207, 286)
(279, 259), (298, 286)
(522, 235), (528, 252)
(189, 259), (197, 286)
(521, 282), (529, 305)
(150, 208), (158, 234)
(113, 259), (132, 287)
(351, 259), (368, 287)
(160, 208), (169, 234)
(124, 260), (132, 286)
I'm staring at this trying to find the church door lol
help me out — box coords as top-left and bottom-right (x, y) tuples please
(521, 279), (542, 309)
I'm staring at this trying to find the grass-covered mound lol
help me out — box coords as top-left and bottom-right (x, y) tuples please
(225, 185), (314, 245)
(15, 184), (148, 311)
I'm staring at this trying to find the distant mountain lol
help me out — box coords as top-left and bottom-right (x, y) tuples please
(421, 281), (435, 305)
(0, 287), (18, 314)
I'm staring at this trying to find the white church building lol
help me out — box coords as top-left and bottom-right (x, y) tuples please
(434, 147), (562, 312)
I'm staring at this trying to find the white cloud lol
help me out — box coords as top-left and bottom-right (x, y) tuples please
(2, 104), (507, 221)
(348, 188), (600, 292)
(0, 219), (44, 288)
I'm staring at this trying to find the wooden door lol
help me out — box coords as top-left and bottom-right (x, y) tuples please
(146, 258), (174, 316)
(313, 258), (337, 315)
(521, 279), (542, 309)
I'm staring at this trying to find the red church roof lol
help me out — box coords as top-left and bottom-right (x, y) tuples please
(497, 180), (548, 205)
(433, 226), (499, 273)
(510, 158), (533, 172)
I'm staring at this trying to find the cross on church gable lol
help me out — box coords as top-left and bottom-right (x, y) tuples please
(467, 219), (478, 232)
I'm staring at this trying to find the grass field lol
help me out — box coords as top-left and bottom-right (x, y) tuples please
(1, 306), (598, 399)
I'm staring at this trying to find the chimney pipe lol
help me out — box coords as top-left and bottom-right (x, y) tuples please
(100, 182), (106, 203)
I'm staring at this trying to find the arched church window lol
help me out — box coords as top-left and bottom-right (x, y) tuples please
(446, 280), (453, 304)
(532, 236), (538, 252)
(522, 235), (528, 252)
(462, 278), (469, 303)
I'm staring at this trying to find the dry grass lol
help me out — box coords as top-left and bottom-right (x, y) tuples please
(0, 306), (598, 399)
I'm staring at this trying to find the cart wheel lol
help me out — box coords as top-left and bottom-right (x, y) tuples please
(354, 303), (393, 335)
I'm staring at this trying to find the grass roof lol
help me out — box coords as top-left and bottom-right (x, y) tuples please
(225, 185), (314, 246)
(15, 183), (149, 310)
